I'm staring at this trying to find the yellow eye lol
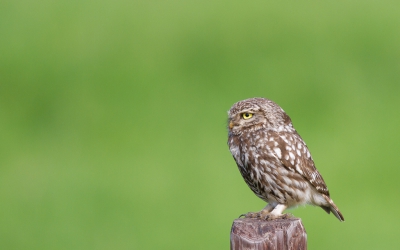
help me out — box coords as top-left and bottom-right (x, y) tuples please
(242, 113), (253, 119)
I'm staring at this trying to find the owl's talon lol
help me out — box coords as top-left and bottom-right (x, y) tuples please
(281, 213), (294, 219)
(260, 214), (278, 220)
(259, 213), (293, 220)
(239, 212), (260, 219)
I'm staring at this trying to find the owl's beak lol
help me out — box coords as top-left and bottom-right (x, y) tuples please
(229, 121), (234, 129)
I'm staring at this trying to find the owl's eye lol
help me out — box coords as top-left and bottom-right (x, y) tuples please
(242, 113), (253, 120)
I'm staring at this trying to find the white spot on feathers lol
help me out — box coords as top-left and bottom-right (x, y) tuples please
(296, 165), (303, 175)
(263, 173), (275, 184)
(310, 172), (318, 182)
(282, 176), (292, 185)
(274, 148), (282, 158)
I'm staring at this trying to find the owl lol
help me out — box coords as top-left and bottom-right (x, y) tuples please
(228, 97), (344, 221)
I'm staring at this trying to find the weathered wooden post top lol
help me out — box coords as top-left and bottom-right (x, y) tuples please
(230, 217), (307, 250)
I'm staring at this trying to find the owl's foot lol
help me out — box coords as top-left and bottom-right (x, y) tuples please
(239, 211), (262, 219)
(259, 213), (294, 220)
(238, 212), (292, 220)
(239, 204), (290, 220)
(239, 209), (271, 219)
(238, 203), (277, 219)
(281, 213), (294, 219)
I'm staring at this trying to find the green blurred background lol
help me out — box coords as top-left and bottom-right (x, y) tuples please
(1, 1), (399, 249)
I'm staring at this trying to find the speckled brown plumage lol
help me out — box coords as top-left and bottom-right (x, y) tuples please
(227, 97), (344, 221)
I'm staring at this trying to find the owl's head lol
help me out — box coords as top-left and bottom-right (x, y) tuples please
(228, 97), (292, 135)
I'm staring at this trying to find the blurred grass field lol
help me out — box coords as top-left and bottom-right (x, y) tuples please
(1, 0), (400, 249)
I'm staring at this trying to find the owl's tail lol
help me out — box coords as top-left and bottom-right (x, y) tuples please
(321, 194), (345, 222)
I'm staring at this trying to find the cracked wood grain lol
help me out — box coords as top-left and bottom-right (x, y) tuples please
(230, 218), (307, 250)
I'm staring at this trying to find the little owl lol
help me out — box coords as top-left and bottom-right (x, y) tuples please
(227, 97), (344, 221)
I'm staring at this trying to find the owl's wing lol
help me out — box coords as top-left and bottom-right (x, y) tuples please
(269, 131), (330, 196)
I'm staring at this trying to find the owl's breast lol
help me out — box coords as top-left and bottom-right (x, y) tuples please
(228, 135), (244, 170)
(228, 131), (270, 198)
(229, 130), (311, 205)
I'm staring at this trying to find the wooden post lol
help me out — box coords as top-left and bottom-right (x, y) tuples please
(230, 217), (307, 250)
